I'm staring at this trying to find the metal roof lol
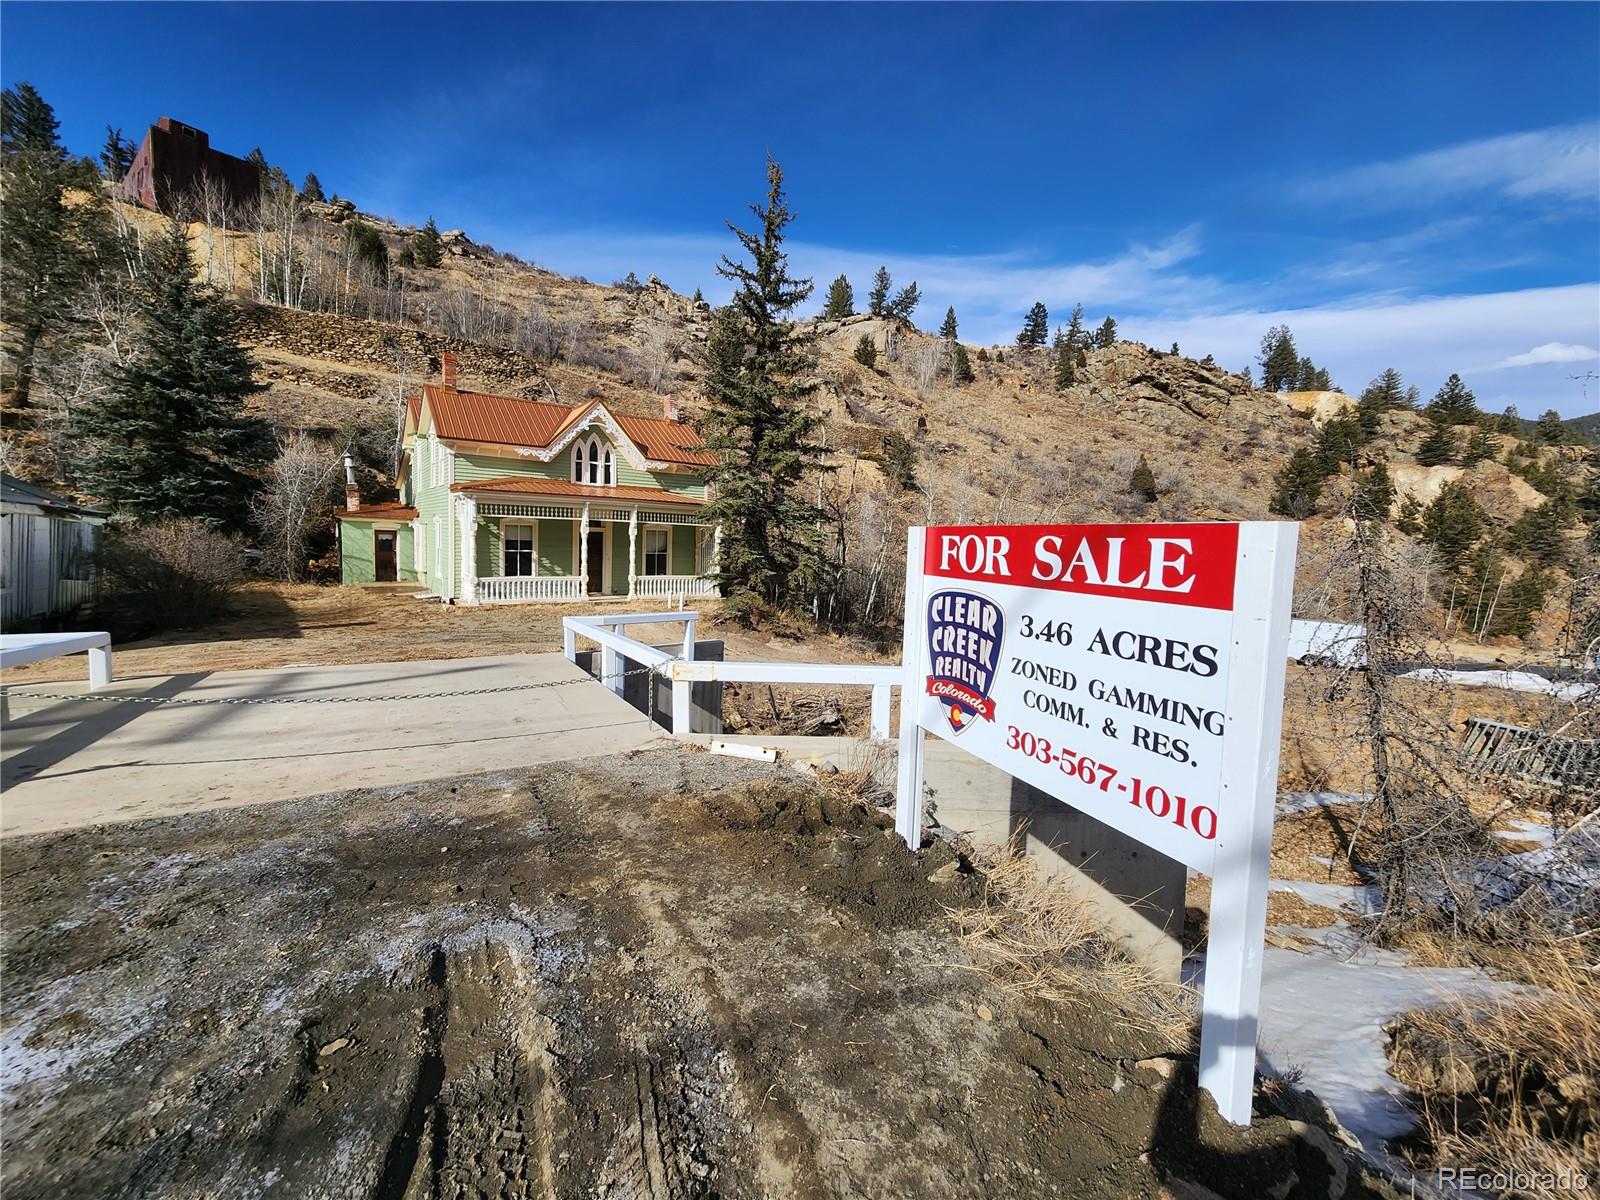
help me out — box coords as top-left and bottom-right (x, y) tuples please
(450, 477), (708, 507)
(0, 473), (108, 517)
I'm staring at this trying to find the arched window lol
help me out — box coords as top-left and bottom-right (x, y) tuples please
(572, 436), (613, 486)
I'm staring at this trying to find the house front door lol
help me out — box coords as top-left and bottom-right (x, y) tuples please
(586, 530), (605, 594)
(374, 530), (398, 582)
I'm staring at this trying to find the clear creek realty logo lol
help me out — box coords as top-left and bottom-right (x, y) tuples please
(925, 590), (1005, 735)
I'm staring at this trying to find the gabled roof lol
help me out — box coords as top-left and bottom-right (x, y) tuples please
(450, 477), (707, 507)
(413, 384), (715, 469)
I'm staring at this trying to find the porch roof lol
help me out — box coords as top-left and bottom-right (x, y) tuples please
(333, 502), (418, 522)
(450, 477), (708, 507)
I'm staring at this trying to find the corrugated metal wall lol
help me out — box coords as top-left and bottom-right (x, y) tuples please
(1, 513), (101, 631)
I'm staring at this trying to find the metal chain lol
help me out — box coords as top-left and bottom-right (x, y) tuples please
(0, 664), (666, 707)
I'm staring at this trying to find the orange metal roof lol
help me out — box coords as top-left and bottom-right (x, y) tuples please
(417, 384), (714, 468)
(334, 502), (418, 522)
(450, 477), (708, 507)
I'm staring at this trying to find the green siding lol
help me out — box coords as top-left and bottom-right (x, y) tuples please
(339, 520), (418, 584)
(456, 452), (567, 484)
(671, 526), (696, 576)
(476, 518), (499, 578)
(538, 519), (574, 575)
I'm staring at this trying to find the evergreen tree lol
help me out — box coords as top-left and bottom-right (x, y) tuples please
(99, 125), (134, 181)
(1395, 494), (1424, 536)
(867, 266), (891, 318)
(1416, 424), (1457, 466)
(1053, 326), (1075, 389)
(698, 157), (830, 615)
(1094, 315), (1118, 349)
(1258, 325), (1299, 391)
(1461, 425), (1497, 466)
(1497, 405), (1522, 434)
(1, 82), (65, 162)
(1508, 495), (1574, 569)
(1356, 368), (1405, 436)
(939, 306), (958, 342)
(74, 219), (270, 527)
(1534, 409), (1567, 445)
(822, 273), (854, 319)
(1489, 569), (1553, 639)
(1064, 303), (1086, 354)
(342, 220), (388, 275)
(412, 217), (444, 268)
(853, 333), (877, 369)
(1268, 447), (1327, 518)
(300, 172), (325, 203)
(1129, 454), (1158, 502)
(1420, 480), (1483, 570)
(1424, 373), (1479, 426)
(1315, 409), (1367, 472)
(1, 83), (109, 407)
(886, 281), (920, 323)
(1016, 302), (1049, 348)
(874, 430), (918, 492)
(1170, 342), (1180, 356)
(1295, 356), (1332, 391)
(692, 287), (704, 304)
(1354, 462), (1395, 522)
(951, 342), (974, 385)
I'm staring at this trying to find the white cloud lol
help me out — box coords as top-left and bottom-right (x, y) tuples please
(1486, 342), (1600, 370)
(1308, 123), (1600, 208)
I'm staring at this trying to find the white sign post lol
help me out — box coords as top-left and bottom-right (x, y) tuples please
(896, 520), (1298, 1125)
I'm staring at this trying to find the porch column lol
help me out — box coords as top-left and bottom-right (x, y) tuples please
(711, 523), (723, 576)
(459, 495), (478, 604)
(579, 502), (590, 594)
(627, 507), (638, 599)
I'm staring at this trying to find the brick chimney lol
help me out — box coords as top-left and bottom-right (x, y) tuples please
(662, 394), (678, 421)
(440, 352), (458, 389)
(343, 451), (360, 512)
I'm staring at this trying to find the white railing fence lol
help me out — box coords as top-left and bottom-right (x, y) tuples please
(563, 612), (897, 740)
(632, 575), (716, 601)
(476, 575), (584, 604)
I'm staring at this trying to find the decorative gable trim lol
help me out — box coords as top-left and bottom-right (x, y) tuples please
(508, 401), (679, 470)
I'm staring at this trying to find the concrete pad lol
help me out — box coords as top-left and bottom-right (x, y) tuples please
(1, 654), (666, 837)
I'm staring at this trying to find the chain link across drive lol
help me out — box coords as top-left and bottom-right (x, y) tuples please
(0, 664), (665, 707)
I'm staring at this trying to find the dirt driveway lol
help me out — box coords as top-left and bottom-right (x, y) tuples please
(0, 751), (1383, 1200)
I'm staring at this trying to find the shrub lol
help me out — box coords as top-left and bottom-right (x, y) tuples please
(99, 519), (244, 630)
(853, 334), (878, 369)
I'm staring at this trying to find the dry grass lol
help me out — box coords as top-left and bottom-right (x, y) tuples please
(950, 847), (1195, 1044)
(813, 738), (895, 811)
(1387, 943), (1599, 1196)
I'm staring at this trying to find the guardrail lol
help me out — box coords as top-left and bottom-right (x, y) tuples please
(1461, 716), (1599, 796)
(563, 612), (896, 740)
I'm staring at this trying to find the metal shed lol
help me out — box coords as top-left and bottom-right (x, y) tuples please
(1, 474), (107, 631)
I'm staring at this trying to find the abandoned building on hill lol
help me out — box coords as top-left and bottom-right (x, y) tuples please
(115, 117), (260, 215)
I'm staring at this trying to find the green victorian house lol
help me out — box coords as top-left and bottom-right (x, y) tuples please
(336, 354), (720, 604)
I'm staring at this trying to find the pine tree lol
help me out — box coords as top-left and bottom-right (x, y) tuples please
(1316, 410), (1367, 472)
(692, 287), (705, 304)
(1416, 424), (1457, 466)
(938, 306), (964, 381)
(1, 83), (109, 407)
(1258, 325), (1299, 391)
(822, 273), (854, 319)
(300, 172), (325, 203)
(1461, 425), (1497, 466)
(99, 125), (134, 181)
(1053, 326), (1075, 389)
(1016, 302), (1048, 348)
(1489, 569), (1553, 639)
(854, 333), (878, 369)
(1508, 494), (1575, 569)
(1357, 368), (1405, 436)
(413, 217), (444, 268)
(939, 306), (958, 342)
(74, 220), (270, 527)
(342, 221), (388, 274)
(886, 281), (920, 323)
(1395, 494), (1424, 536)
(1, 83), (65, 162)
(867, 266), (891, 318)
(1355, 462), (1396, 522)
(1269, 448), (1327, 518)
(1129, 454), (1158, 502)
(1094, 315), (1118, 349)
(1425, 373), (1479, 426)
(951, 343), (974, 385)
(1064, 303), (1086, 354)
(1497, 405), (1521, 434)
(1534, 409), (1567, 445)
(1420, 481), (1484, 571)
(699, 157), (829, 615)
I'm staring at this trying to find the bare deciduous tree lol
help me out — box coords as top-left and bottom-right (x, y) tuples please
(251, 432), (340, 581)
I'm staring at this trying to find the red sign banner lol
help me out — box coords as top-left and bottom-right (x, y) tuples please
(924, 522), (1240, 612)
(925, 676), (997, 721)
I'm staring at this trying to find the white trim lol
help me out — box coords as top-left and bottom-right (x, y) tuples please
(641, 523), (671, 578)
(497, 516), (538, 577)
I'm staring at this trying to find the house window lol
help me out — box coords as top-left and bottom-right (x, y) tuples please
(643, 528), (669, 576)
(503, 523), (534, 576)
(430, 436), (447, 487)
(572, 435), (614, 486)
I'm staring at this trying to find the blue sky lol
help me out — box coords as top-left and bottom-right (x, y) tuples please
(5, 2), (1598, 415)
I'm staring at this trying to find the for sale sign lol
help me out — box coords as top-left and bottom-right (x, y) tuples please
(895, 520), (1298, 1125)
(914, 523), (1248, 873)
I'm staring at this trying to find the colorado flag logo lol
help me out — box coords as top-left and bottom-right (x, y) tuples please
(926, 590), (1004, 735)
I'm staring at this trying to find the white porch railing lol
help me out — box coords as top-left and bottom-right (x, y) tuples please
(632, 574), (716, 600)
(475, 575), (584, 604)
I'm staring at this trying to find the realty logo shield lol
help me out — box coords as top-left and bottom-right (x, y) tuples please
(926, 589), (1004, 735)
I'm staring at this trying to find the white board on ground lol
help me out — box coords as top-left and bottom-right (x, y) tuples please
(895, 521), (1298, 1126)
